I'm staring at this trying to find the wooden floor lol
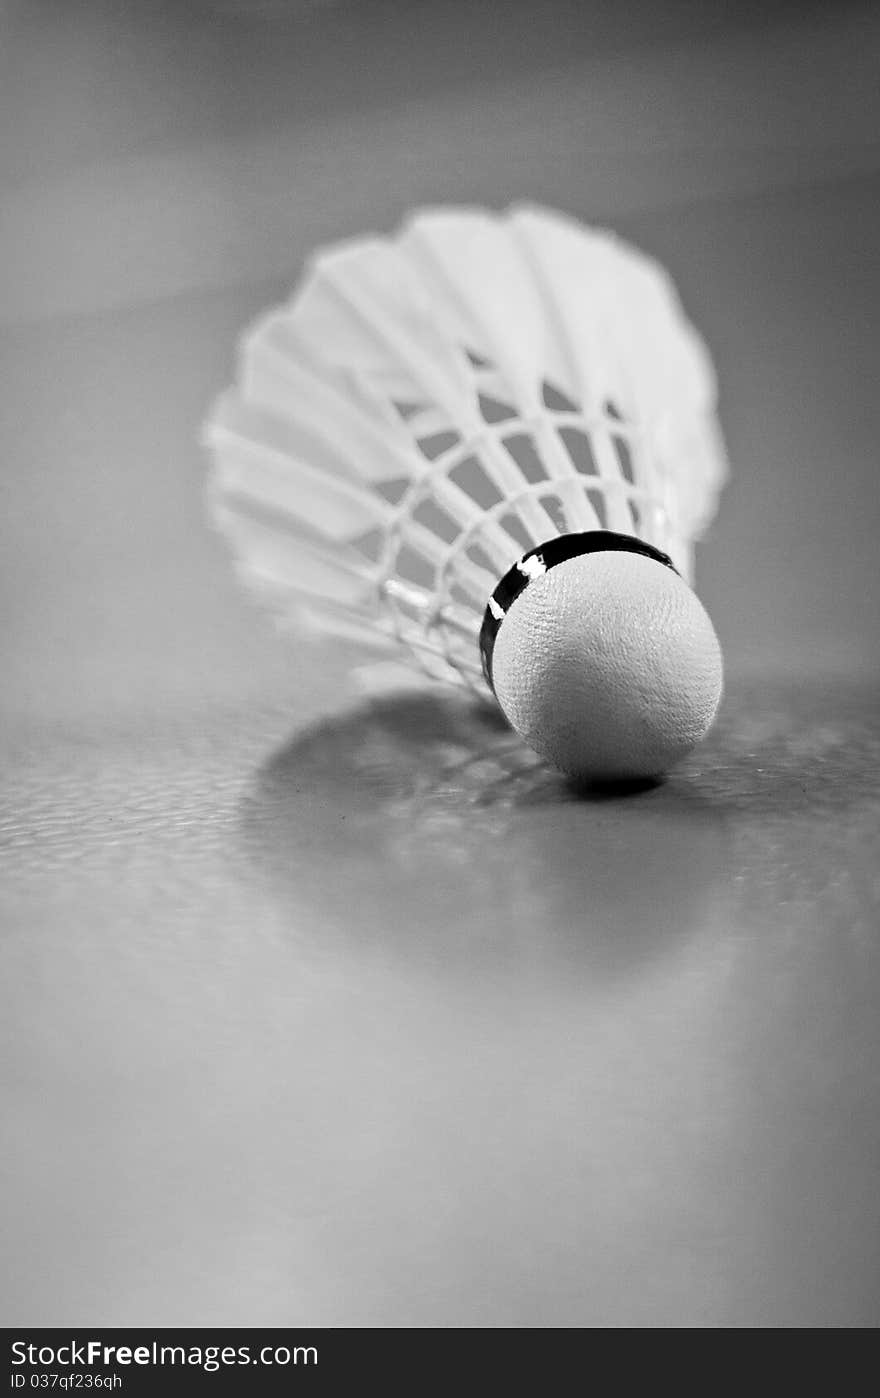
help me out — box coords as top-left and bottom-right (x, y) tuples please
(2, 1), (879, 1327)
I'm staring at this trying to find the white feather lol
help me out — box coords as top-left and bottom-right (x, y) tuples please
(203, 203), (727, 689)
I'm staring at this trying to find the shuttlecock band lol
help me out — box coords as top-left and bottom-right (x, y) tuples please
(479, 531), (679, 692)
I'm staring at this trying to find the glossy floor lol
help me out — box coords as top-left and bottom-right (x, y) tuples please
(3, 678), (878, 1325)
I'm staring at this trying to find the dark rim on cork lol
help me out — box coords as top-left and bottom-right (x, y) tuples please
(479, 530), (679, 692)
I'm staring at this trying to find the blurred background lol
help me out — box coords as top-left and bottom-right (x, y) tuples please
(2, 0), (879, 723)
(2, 0), (879, 1330)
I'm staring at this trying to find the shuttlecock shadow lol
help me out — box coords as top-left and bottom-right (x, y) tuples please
(239, 689), (733, 986)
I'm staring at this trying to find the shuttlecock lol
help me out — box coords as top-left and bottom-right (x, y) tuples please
(203, 203), (727, 780)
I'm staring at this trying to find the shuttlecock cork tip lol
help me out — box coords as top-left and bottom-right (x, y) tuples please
(488, 548), (723, 781)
